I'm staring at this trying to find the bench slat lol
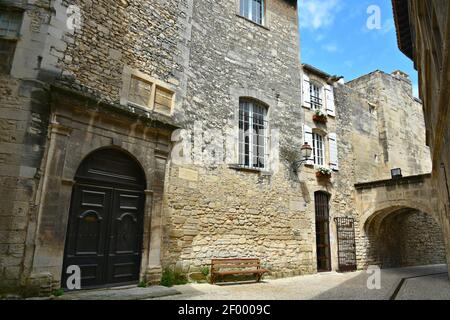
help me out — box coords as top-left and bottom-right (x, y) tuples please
(212, 263), (259, 268)
(211, 260), (260, 265)
(210, 258), (267, 284)
(215, 269), (268, 276)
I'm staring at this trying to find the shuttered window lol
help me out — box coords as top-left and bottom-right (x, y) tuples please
(0, 11), (22, 74)
(325, 84), (336, 116)
(127, 75), (174, 115)
(240, 0), (264, 25)
(329, 133), (339, 170)
(312, 133), (325, 166)
(239, 99), (268, 169)
(310, 83), (323, 110)
(302, 73), (311, 108)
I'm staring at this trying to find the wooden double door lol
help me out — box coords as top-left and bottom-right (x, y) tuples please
(62, 149), (146, 289)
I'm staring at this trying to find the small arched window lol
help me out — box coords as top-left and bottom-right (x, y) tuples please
(238, 98), (268, 170)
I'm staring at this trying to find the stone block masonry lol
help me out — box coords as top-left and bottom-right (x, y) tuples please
(163, 165), (315, 279)
(0, 0), (446, 295)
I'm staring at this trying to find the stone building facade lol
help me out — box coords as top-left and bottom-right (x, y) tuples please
(0, 0), (446, 296)
(392, 0), (450, 276)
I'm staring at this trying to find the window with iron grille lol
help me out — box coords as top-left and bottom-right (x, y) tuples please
(310, 82), (323, 110)
(239, 99), (268, 170)
(312, 132), (324, 166)
(240, 0), (264, 25)
(0, 10), (22, 74)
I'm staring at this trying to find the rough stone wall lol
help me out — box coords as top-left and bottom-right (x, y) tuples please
(1, 0), (446, 294)
(377, 210), (446, 268)
(164, 165), (314, 279)
(346, 71), (432, 180)
(162, 0), (306, 279)
(0, 0), (57, 294)
(334, 71), (438, 269)
(407, 0), (450, 276)
(58, 0), (191, 105)
(0, 0), (187, 294)
(332, 83), (378, 268)
(176, 0), (302, 143)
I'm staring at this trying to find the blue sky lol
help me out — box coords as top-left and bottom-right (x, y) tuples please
(298, 0), (418, 96)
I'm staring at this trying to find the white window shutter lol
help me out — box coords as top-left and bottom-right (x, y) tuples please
(329, 133), (339, 171)
(303, 124), (314, 165)
(302, 73), (311, 109)
(325, 84), (336, 116)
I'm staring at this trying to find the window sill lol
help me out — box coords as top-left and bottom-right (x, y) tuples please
(236, 14), (270, 31)
(228, 164), (272, 175)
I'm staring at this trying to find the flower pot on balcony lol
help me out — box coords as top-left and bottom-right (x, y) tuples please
(313, 114), (328, 124)
(316, 171), (331, 179)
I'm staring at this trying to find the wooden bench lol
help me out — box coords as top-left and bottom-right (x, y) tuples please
(210, 258), (268, 284)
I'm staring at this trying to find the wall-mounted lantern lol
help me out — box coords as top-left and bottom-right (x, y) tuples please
(391, 168), (403, 179)
(293, 142), (313, 174)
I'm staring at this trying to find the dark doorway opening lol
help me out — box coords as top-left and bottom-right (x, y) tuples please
(62, 148), (146, 289)
(315, 191), (331, 272)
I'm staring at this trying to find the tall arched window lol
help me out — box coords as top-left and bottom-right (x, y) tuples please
(239, 99), (268, 169)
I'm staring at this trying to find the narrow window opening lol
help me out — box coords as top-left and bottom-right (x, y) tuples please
(238, 99), (268, 170)
(240, 0), (264, 25)
(0, 10), (23, 74)
(312, 132), (325, 166)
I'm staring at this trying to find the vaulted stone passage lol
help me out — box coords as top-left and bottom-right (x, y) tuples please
(355, 174), (448, 269)
(366, 208), (446, 268)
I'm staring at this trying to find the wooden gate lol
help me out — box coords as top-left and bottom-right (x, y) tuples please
(335, 217), (357, 272)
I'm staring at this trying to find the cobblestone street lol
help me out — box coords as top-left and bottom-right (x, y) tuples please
(51, 264), (450, 300)
(151, 264), (450, 300)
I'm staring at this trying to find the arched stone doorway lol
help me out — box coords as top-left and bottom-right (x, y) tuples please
(365, 207), (446, 268)
(62, 148), (147, 288)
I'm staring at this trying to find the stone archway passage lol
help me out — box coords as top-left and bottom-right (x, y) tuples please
(62, 148), (146, 289)
(367, 208), (446, 268)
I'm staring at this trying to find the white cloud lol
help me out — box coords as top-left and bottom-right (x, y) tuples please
(299, 0), (343, 30)
(322, 43), (338, 52)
